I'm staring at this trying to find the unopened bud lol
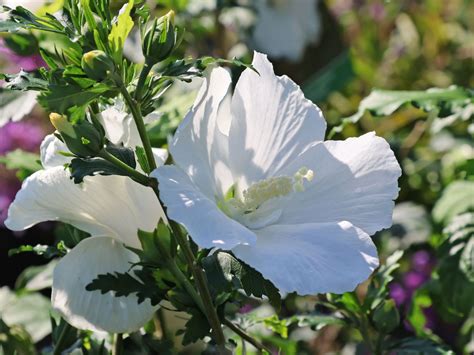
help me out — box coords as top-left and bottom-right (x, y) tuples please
(81, 50), (115, 81)
(50, 113), (76, 138)
(50, 113), (104, 158)
(142, 11), (176, 65)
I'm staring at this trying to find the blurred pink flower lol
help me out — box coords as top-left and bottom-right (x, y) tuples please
(0, 40), (45, 73)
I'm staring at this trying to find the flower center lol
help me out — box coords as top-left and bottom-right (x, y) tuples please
(218, 167), (314, 229)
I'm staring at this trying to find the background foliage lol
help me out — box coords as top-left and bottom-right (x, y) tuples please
(0, 0), (472, 354)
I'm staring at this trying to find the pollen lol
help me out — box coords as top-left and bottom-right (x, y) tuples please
(223, 167), (314, 215)
(242, 176), (294, 212)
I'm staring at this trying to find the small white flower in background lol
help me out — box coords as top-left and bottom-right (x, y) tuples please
(153, 52), (401, 295)
(1, 0), (48, 12)
(252, 0), (322, 62)
(0, 90), (38, 127)
(5, 109), (167, 333)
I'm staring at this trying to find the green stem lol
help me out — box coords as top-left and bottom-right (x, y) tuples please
(98, 150), (151, 186)
(359, 316), (377, 354)
(52, 323), (70, 355)
(223, 318), (273, 354)
(171, 221), (228, 348)
(156, 308), (172, 344)
(117, 80), (157, 171)
(112, 333), (123, 355)
(151, 186), (228, 349)
(117, 74), (227, 351)
(135, 60), (153, 102)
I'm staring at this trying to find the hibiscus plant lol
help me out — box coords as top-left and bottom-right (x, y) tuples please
(0, 1), (463, 354)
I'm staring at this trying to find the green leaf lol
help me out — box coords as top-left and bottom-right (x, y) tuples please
(364, 250), (404, 310)
(38, 82), (109, 114)
(262, 315), (288, 338)
(0, 319), (35, 355)
(122, 333), (174, 355)
(434, 212), (474, 318)
(328, 292), (361, 314)
(372, 299), (400, 334)
(3, 32), (38, 56)
(135, 146), (151, 174)
(50, 317), (80, 354)
(0, 149), (42, 180)
(0, 5), (67, 35)
(69, 144), (136, 183)
(240, 263), (281, 310)
(346, 86), (472, 124)
(332, 86), (474, 137)
(85, 268), (164, 306)
(108, 0), (134, 62)
(386, 337), (454, 354)
(136, 220), (175, 265)
(69, 157), (129, 183)
(202, 251), (281, 309)
(15, 259), (57, 292)
(407, 288), (432, 337)
(8, 243), (65, 259)
(433, 181), (474, 224)
(0, 70), (48, 91)
(289, 314), (346, 330)
(0, 287), (52, 342)
(303, 51), (354, 103)
(179, 311), (211, 346)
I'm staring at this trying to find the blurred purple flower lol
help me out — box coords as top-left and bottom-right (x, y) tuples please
(411, 250), (434, 275)
(238, 304), (254, 314)
(368, 2), (386, 22)
(403, 271), (428, 292)
(0, 121), (44, 154)
(0, 40), (45, 72)
(389, 282), (407, 306)
(0, 194), (11, 226)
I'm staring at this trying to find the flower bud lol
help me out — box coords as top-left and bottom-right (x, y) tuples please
(81, 50), (115, 81)
(142, 11), (176, 65)
(50, 113), (104, 158)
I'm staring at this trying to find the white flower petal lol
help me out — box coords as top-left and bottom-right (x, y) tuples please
(233, 221), (379, 295)
(0, 90), (38, 127)
(5, 167), (162, 248)
(279, 132), (402, 235)
(170, 67), (234, 198)
(152, 165), (256, 249)
(229, 52), (326, 191)
(99, 107), (141, 147)
(152, 148), (168, 167)
(52, 236), (157, 333)
(40, 134), (70, 169)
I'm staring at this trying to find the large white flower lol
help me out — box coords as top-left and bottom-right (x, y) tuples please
(252, 0), (322, 62)
(5, 109), (166, 333)
(153, 52), (401, 295)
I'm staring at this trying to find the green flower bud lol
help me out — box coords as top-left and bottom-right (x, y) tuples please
(142, 11), (176, 65)
(50, 113), (104, 158)
(81, 50), (115, 81)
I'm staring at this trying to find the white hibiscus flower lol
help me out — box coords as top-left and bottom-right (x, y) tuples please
(5, 109), (167, 333)
(153, 52), (401, 295)
(252, 0), (322, 62)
